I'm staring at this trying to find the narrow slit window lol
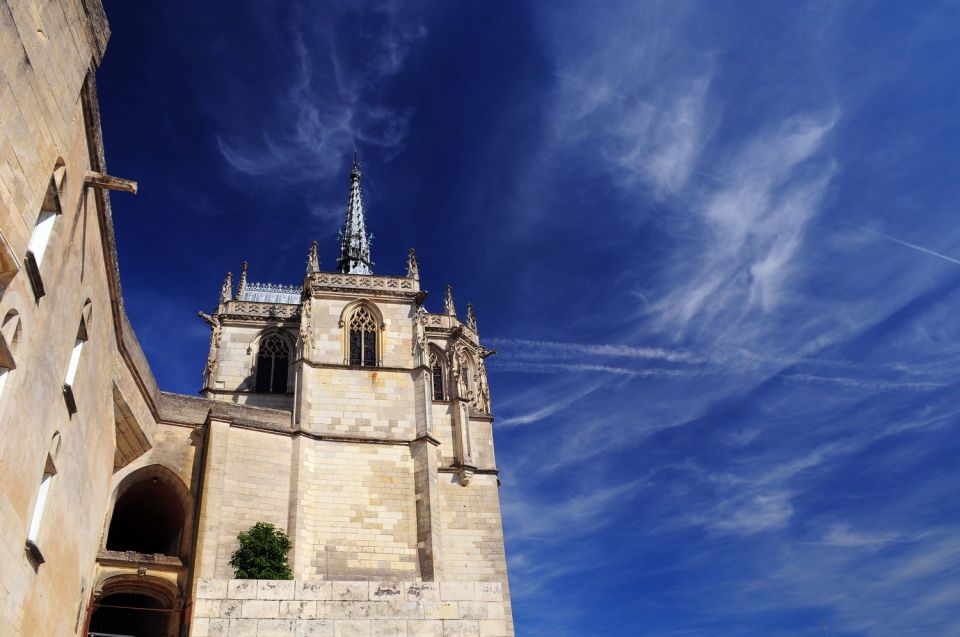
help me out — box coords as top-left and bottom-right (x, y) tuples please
(27, 210), (57, 266)
(62, 318), (87, 414)
(254, 333), (289, 393)
(26, 451), (57, 564)
(348, 307), (377, 366)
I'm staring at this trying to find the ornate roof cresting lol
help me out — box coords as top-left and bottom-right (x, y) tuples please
(337, 154), (373, 275)
(239, 282), (301, 305)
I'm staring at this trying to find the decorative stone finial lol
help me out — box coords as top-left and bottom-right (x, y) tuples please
(444, 284), (456, 317)
(466, 303), (477, 331)
(406, 248), (419, 280)
(307, 241), (320, 273)
(219, 271), (233, 304)
(236, 261), (249, 298)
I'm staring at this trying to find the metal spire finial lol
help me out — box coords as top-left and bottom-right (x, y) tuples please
(338, 154), (373, 275)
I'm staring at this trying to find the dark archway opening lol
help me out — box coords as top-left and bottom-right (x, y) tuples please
(88, 592), (170, 637)
(106, 477), (185, 556)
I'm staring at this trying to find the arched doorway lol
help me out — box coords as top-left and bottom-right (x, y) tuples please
(105, 464), (191, 559)
(88, 591), (172, 637)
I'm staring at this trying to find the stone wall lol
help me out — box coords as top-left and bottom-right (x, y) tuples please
(191, 579), (510, 637)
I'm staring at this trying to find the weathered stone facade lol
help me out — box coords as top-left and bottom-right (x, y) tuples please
(0, 3), (513, 636)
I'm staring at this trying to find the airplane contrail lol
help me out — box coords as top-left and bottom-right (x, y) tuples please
(860, 226), (960, 266)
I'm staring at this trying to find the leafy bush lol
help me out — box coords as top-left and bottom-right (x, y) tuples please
(229, 522), (292, 579)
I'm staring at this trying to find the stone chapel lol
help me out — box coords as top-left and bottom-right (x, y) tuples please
(0, 2), (513, 636)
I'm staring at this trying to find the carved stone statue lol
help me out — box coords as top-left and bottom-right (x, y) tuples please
(406, 247), (419, 280)
(466, 303), (477, 331)
(219, 271), (233, 304)
(307, 240), (320, 273)
(444, 284), (456, 317)
(414, 306), (428, 361)
(299, 299), (313, 355)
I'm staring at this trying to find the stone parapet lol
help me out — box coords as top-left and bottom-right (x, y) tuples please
(191, 579), (510, 636)
(308, 271), (420, 298)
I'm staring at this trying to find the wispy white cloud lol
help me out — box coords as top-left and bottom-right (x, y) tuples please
(497, 381), (604, 427)
(217, 4), (424, 182)
(820, 523), (902, 548)
(488, 337), (703, 364)
(655, 114), (838, 332)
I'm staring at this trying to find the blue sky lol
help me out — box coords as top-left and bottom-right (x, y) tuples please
(99, 2), (960, 635)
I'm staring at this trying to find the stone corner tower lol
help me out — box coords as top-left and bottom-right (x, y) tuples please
(193, 159), (514, 635)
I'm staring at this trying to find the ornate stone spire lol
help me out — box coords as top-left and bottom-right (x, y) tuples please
(236, 261), (248, 298)
(444, 284), (456, 317)
(337, 155), (373, 275)
(307, 240), (320, 273)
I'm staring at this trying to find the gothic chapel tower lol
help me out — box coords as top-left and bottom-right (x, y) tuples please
(194, 158), (513, 635)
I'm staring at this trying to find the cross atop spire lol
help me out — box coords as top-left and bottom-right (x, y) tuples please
(337, 153), (373, 275)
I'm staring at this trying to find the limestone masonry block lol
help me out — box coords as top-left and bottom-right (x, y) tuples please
(297, 580), (333, 600)
(405, 583), (439, 603)
(371, 619), (407, 637)
(258, 618), (296, 636)
(297, 619), (335, 637)
(336, 619), (373, 637)
(484, 603), (504, 621)
(455, 602), (485, 621)
(221, 600), (243, 619)
(439, 583), (475, 602)
(198, 579), (229, 599)
(423, 602), (459, 621)
(241, 600), (280, 618)
(475, 584), (501, 603)
(229, 618), (258, 636)
(259, 580), (296, 600)
(406, 620), (443, 637)
(195, 599), (222, 618)
(333, 581), (370, 601)
(229, 580), (259, 599)
(478, 620), (507, 637)
(440, 621), (480, 637)
(281, 600), (319, 620)
(370, 582), (403, 600)
(192, 617), (211, 636)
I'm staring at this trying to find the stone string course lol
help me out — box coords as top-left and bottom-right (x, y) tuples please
(192, 579), (507, 637)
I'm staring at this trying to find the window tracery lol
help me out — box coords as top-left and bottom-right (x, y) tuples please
(430, 350), (445, 401)
(254, 332), (290, 393)
(348, 306), (377, 366)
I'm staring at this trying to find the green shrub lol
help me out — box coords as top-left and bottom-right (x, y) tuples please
(229, 522), (292, 579)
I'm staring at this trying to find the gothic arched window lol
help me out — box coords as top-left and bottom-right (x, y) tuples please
(254, 333), (289, 393)
(348, 306), (378, 366)
(430, 351), (445, 401)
